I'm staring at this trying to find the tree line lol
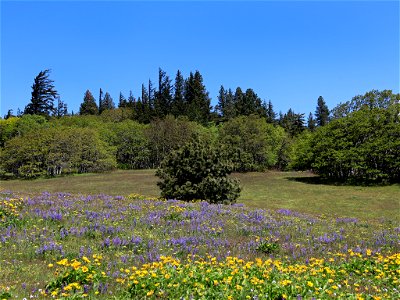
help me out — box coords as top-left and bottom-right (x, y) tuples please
(4, 68), (329, 132)
(1, 69), (399, 184)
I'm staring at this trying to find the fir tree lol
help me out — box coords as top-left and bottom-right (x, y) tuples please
(171, 70), (185, 117)
(127, 91), (136, 108)
(154, 68), (173, 118)
(118, 92), (128, 108)
(79, 90), (99, 115)
(315, 96), (329, 126)
(98, 88), (104, 114)
(184, 71), (211, 125)
(216, 85), (227, 118)
(100, 92), (115, 113)
(266, 100), (276, 124)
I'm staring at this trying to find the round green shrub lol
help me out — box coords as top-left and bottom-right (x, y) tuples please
(156, 139), (241, 204)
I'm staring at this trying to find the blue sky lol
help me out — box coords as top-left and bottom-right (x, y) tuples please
(1, 1), (399, 117)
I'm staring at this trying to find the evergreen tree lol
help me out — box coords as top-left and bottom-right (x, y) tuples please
(4, 109), (14, 119)
(233, 87), (265, 117)
(55, 97), (68, 117)
(281, 109), (305, 137)
(100, 92), (115, 113)
(127, 91), (136, 108)
(315, 96), (329, 126)
(216, 85), (227, 118)
(307, 112), (316, 131)
(156, 139), (241, 204)
(266, 100), (276, 124)
(79, 90), (99, 115)
(216, 86), (236, 121)
(98, 88), (104, 114)
(225, 88), (236, 119)
(118, 92), (128, 108)
(148, 79), (155, 113)
(171, 70), (185, 117)
(154, 68), (173, 118)
(233, 87), (244, 116)
(24, 69), (59, 116)
(184, 71), (211, 125)
(134, 84), (152, 123)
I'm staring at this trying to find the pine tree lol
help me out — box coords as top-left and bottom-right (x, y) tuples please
(24, 69), (59, 116)
(79, 90), (99, 115)
(315, 96), (329, 126)
(156, 139), (241, 204)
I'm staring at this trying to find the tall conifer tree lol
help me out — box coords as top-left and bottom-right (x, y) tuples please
(80, 90), (98, 115)
(154, 68), (173, 118)
(172, 70), (185, 117)
(266, 100), (276, 123)
(184, 71), (211, 125)
(100, 92), (115, 113)
(315, 96), (329, 126)
(24, 69), (59, 116)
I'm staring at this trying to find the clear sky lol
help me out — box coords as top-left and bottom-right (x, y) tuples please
(1, 1), (399, 117)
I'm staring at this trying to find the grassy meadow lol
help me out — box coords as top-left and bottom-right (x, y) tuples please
(1, 170), (399, 221)
(0, 171), (399, 299)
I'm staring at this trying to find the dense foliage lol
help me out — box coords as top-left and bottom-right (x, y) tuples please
(156, 139), (241, 204)
(0, 126), (115, 178)
(218, 115), (286, 171)
(291, 105), (400, 184)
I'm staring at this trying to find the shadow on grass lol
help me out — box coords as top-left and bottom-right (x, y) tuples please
(285, 175), (398, 187)
(285, 176), (347, 186)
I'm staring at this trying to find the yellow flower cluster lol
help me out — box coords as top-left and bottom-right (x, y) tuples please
(168, 205), (186, 213)
(127, 193), (163, 201)
(118, 252), (400, 299)
(45, 254), (105, 298)
(0, 197), (24, 220)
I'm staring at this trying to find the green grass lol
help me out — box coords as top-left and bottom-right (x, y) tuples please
(235, 171), (400, 222)
(1, 170), (399, 221)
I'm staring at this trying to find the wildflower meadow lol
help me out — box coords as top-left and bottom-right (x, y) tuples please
(0, 191), (399, 299)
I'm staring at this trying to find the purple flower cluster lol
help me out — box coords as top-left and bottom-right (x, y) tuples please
(1, 190), (399, 287)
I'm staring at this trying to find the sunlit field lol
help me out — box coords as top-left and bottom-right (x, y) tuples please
(1, 170), (399, 221)
(1, 185), (399, 299)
